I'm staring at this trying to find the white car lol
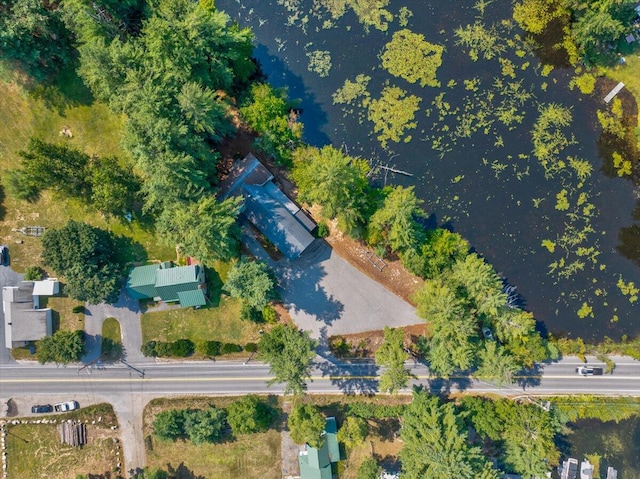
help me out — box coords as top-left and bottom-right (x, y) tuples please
(54, 401), (79, 412)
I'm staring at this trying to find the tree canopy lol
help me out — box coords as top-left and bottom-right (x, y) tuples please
(258, 324), (317, 395)
(288, 403), (326, 448)
(36, 330), (85, 364)
(292, 145), (372, 237)
(375, 327), (411, 394)
(224, 258), (276, 310)
(42, 221), (121, 304)
(401, 390), (499, 479)
(226, 395), (276, 435)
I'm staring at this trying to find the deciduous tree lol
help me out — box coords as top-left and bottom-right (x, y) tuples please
(258, 324), (317, 395)
(375, 327), (410, 394)
(36, 330), (85, 364)
(337, 417), (368, 449)
(225, 259), (276, 310)
(226, 395), (276, 435)
(288, 403), (325, 448)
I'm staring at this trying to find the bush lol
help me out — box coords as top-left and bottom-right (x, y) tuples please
(245, 342), (258, 353)
(222, 343), (243, 354)
(357, 457), (382, 479)
(261, 305), (278, 324)
(227, 395), (276, 434)
(141, 341), (158, 357)
(329, 336), (351, 357)
(36, 329), (85, 364)
(171, 339), (195, 357)
(196, 340), (221, 357)
(72, 304), (85, 314)
(24, 266), (43, 281)
(316, 222), (329, 238)
(240, 302), (263, 322)
(155, 342), (173, 357)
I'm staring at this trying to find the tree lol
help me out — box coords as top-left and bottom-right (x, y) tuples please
(89, 155), (140, 216)
(0, 0), (72, 78)
(292, 145), (371, 237)
(153, 409), (186, 441)
(381, 29), (444, 87)
(227, 395), (276, 435)
(42, 221), (121, 304)
(367, 186), (425, 253)
(240, 83), (303, 165)
(156, 195), (243, 265)
(375, 327), (410, 394)
(400, 228), (469, 278)
(288, 403), (325, 448)
(401, 390), (499, 479)
(450, 254), (506, 318)
(183, 407), (227, 445)
(367, 86), (421, 148)
(225, 259), (276, 310)
(258, 324), (317, 395)
(36, 330), (85, 364)
(337, 417), (368, 449)
(357, 457), (383, 479)
(475, 342), (520, 386)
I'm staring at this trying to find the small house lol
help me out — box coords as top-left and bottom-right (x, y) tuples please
(218, 153), (316, 260)
(3, 279), (59, 349)
(126, 262), (206, 308)
(298, 417), (340, 479)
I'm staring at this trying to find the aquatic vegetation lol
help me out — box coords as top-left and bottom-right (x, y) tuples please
(555, 189), (569, 211)
(332, 74), (371, 106)
(314, 0), (393, 31)
(567, 156), (593, 182)
(617, 277), (639, 304)
(531, 103), (575, 177)
(612, 151), (632, 177)
(597, 98), (625, 139)
(367, 86), (421, 148)
(570, 73), (596, 95)
(381, 29), (444, 88)
(397, 6), (412, 27)
(306, 49), (332, 77)
(577, 302), (593, 319)
(542, 239), (556, 253)
(454, 21), (506, 61)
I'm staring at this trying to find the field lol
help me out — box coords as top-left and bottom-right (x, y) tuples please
(140, 296), (264, 348)
(4, 403), (120, 479)
(0, 67), (174, 273)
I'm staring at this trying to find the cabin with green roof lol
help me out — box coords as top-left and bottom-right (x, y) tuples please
(126, 262), (206, 308)
(298, 417), (341, 479)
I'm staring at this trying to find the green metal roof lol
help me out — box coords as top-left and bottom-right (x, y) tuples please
(154, 265), (199, 302)
(299, 446), (332, 479)
(126, 264), (161, 299)
(324, 417), (340, 463)
(177, 289), (207, 308)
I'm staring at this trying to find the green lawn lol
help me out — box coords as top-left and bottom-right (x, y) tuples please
(140, 297), (263, 346)
(602, 54), (640, 128)
(0, 68), (174, 273)
(6, 403), (119, 479)
(145, 396), (282, 479)
(101, 317), (123, 359)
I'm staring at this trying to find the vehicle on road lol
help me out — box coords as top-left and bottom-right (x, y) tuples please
(31, 404), (53, 414)
(54, 401), (79, 412)
(576, 366), (603, 376)
(0, 245), (8, 266)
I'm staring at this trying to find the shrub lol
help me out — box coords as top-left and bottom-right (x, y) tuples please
(240, 302), (263, 322)
(141, 341), (158, 357)
(357, 457), (382, 479)
(316, 222), (329, 238)
(329, 336), (351, 357)
(24, 266), (43, 281)
(245, 342), (258, 353)
(197, 340), (221, 357)
(155, 342), (173, 357)
(261, 305), (278, 324)
(72, 304), (85, 314)
(227, 395), (276, 434)
(222, 343), (243, 354)
(171, 339), (195, 357)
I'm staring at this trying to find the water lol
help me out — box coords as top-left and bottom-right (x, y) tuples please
(217, 0), (640, 341)
(559, 417), (640, 478)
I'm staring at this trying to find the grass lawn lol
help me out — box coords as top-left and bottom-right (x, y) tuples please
(101, 317), (123, 359)
(144, 396), (282, 479)
(140, 296), (264, 347)
(6, 403), (120, 479)
(0, 68), (174, 273)
(42, 294), (85, 332)
(602, 54), (640, 127)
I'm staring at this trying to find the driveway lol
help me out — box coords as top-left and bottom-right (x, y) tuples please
(0, 265), (23, 364)
(243, 229), (423, 340)
(83, 288), (144, 364)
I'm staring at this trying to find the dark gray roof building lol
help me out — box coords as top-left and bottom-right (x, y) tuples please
(3, 281), (56, 349)
(219, 154), (316, 259)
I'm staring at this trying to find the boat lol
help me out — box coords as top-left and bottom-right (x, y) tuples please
(580, 460), (594, 479)
(606, 466), (618, 479)
(559, 458), (579, 479)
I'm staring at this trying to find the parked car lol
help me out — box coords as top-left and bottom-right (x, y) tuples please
(0, 245), (8, 266)
(54, 401), (79, 412)
(576, 366), (603, 376)
(31, 404), (53, 414)
(481, 326), (495, 341)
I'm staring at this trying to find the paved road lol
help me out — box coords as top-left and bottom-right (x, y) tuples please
(1, 355), (639, 473)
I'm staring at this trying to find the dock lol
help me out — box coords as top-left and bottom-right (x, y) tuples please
(604, 82), (625, 103)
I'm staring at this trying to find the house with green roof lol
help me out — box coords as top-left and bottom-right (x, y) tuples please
(298, 417), (341, 479)
(126, 262), (206, 308)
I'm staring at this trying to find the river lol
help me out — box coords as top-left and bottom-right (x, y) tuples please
(217, 0), (640, 341)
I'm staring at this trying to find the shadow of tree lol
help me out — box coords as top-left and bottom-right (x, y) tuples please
(515, 362), (544, 390)
(165, 462), (206, 479)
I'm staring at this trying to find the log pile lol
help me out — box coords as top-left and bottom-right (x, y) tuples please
(59, 421), (87, 447)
